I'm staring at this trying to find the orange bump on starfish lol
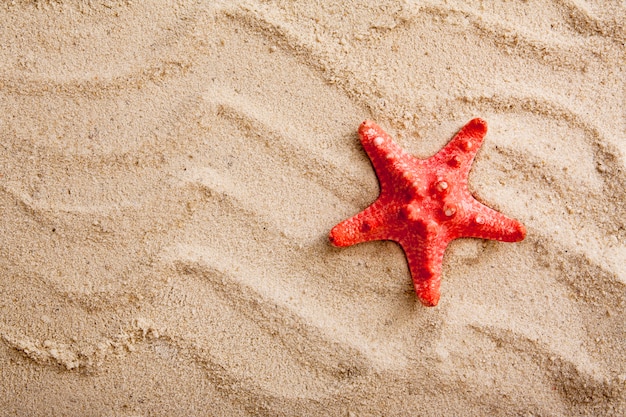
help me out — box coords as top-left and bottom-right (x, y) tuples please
(329, 119), (526, 306)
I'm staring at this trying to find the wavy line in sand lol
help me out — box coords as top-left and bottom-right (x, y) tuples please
(1, 1), (624, 415)
(164, 245), (406, 372)
(228, 2), (624, 127)
(470, 323), (625, 415)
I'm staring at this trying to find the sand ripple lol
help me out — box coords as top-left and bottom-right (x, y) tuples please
(0, 1), (624, 415)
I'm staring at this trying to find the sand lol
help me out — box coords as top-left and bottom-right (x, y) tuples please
(0, 1), (624, 416)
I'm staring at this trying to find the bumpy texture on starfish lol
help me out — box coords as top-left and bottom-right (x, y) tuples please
(330, 119), (526, 306)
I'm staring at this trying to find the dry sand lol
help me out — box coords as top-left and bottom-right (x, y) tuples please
(1, 1), (625, 416)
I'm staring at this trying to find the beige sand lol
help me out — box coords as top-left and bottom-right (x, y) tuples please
(1, 1), (624, 416)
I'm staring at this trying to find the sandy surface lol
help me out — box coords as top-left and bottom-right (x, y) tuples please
(1, 1), (625, 416)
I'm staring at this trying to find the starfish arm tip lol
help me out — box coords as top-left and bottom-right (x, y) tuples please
(434, 118), (489, 167)
(358, 120), (383, 142)
(467, 118), (488, 136)
(329, 218), (369, 247)
(404, 246), (444, 307)
(413, 273), (442, 306)
(417, 291), (440, 307)
(495, 216), (527, 242)
(328, 225), (349, 247)
(513, 221), (527, 242)
(412, 272), (441, 306)
(359, 119), (376, 130)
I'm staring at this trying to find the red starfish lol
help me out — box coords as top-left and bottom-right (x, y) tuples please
(329, 119), (526, 306)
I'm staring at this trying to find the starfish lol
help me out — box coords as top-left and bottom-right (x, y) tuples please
(329, 119), (526, 306)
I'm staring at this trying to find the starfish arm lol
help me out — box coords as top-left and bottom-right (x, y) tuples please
(329, 197), (397, 247)
(357, 120), (416, 195)
(399, 233), (450, 307)
(453, 199), (526, 242)
(432, 118), (488, 178)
